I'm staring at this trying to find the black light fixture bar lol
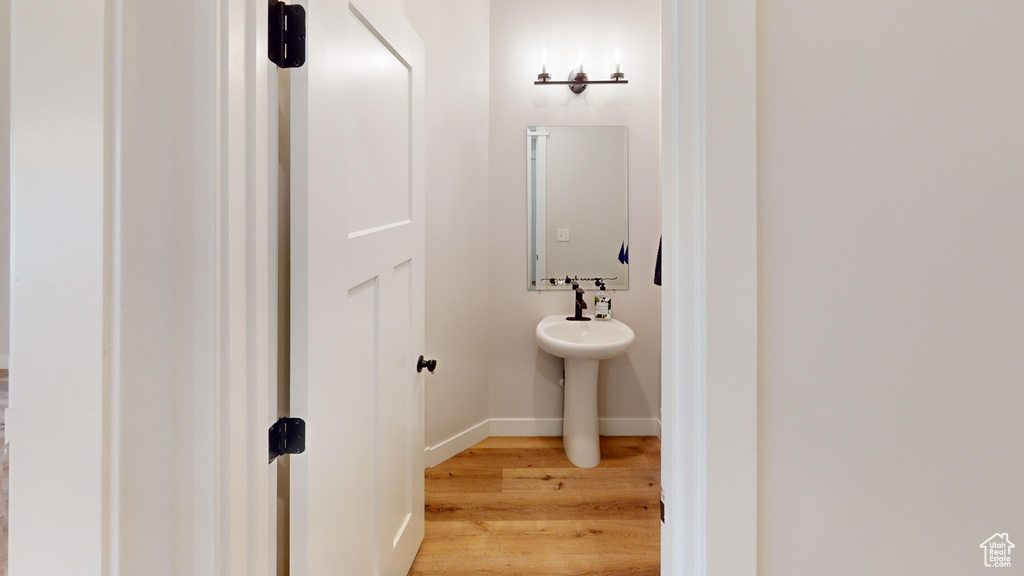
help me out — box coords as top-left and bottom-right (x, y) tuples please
(536, 67), (627, 94)
(534, 79), (628, 85)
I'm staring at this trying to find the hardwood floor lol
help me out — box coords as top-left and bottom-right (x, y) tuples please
(410, 436), (661, 576)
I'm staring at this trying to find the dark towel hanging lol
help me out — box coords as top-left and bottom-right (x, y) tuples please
(654, 236), (662, 286)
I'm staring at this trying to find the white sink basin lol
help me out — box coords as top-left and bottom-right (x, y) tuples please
(535, 316), (635, 360)
(535, 315), (635, 468)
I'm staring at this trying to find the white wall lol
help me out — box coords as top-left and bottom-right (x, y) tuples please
(488, 0), (661, 430)
(1, 0), (9, 367)
(9, 1), (108, 571)
(403, 0), (492, 455)
(758, 1), (1024, 574)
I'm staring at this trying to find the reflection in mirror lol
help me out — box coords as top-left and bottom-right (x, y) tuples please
(527, 126), (629, 290)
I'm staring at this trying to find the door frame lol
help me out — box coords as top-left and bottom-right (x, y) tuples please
(214, 0), (281, 574)
(9, 0), (278, 574)
(526, 127), (548, 289)
(660, 0), (758, 575)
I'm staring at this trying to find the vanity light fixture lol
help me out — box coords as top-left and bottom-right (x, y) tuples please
(535, 52), (627, 94)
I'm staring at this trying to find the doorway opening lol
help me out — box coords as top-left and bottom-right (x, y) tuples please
(276, 1), (662, 574)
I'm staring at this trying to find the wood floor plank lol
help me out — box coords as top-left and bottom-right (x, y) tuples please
(473, 436), (565, 449)
(422, 519), (659, 540)
(501, 467), (660, 492)
(419, 519), (659, 555)
(409, 550), (658, 576)
(438, 446), (575, 470)
(411, 436), (661, 575)
(425, 466), (503, 494)
(438, 442), (655, 471)
(425, 489), (659, 522)
(415, 521), (658, 563)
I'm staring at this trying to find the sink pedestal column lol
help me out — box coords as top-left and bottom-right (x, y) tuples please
(562, 358), (601, 468)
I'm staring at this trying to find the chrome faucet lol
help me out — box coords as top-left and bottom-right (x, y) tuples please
(566, 281), (591, 322)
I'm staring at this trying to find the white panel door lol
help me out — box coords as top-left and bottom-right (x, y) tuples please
(290, 0), (425, 575)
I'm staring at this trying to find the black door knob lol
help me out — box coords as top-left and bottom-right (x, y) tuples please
(417, 355), (437, 373)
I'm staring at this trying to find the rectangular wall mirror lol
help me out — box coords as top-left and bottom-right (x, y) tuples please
(527, 126), (629, 290)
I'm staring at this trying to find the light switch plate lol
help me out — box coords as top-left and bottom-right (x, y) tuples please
(557, 229), (570, 242)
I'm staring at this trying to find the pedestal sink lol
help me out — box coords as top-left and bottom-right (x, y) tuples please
(535, 315), (635, 468)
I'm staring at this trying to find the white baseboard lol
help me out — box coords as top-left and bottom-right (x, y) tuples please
(488, 418), (563, 436)
(599, 418), (662, 436)
(426, 417), (662, 467)
(0, 355), (8, 370)
(424, 419), (490, 468)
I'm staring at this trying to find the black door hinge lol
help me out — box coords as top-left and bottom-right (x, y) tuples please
(269, 0), (306, 68)
(269, 417), (306, 463)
